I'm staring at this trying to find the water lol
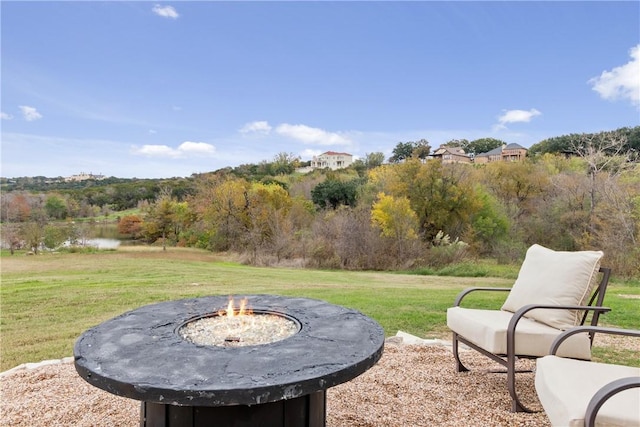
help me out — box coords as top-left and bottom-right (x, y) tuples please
(65, 238), (121, 250)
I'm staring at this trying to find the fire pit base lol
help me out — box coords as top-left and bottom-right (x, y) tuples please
(141, 391), (325, 427)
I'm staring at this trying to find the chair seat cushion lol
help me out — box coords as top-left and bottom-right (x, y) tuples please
(536, 355), (640, 427)
(446, 307), (592, 359)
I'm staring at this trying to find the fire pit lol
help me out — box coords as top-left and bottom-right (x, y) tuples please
(74, 294), (385, 427)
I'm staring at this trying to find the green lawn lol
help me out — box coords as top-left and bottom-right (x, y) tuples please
(1, 247), (638, 371)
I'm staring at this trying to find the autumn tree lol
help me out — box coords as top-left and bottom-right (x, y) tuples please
(271, 152), (300, 175)
(481, 160), (550, 223)
(1, 223), (22, 254)
(21, 221), (44, 254)
(243, 182), (294, 262)
(192, 176), (251, 251)
(1, 192), (32, 222)
(144, 189), (179, 251)
(118, 215), (143, 239)
(410, 161), (481, 241)
(567, 131), (631, 240)
(368, 159), (482, 243)
(371, 192), (419, 258)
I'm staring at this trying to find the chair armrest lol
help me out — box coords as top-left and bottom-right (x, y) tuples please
(453, 287), (512, 306)
(585, 376), (640, 427)
(506, 305), (612, 357)
(549, 326), (640, 355)
(508, 304), (612, 335)
(509, 304), (611, 330)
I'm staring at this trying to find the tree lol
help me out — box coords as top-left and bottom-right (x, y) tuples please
(244, 182), (294, 262)
(412, 139), (431, 162)
(1, 223), (22, 254)
(371, 193), (419, 258)
(482, 160), (550, 222)
(118, 215), (143, 239)
(466, 138), (505, 155)
(410, 162), (482, 241)
(311, 179), (359, 209)
(469, 187), (509, 254)
(568, 131), (631, 240)
(1, 192), (32, 222)
(364, 152), (385, 169)
(192, 176), (251, 251)
(371, 193), (418, 239)
(442, 139), (469, 148)
(271, 152), (300, 175)
(21, 222), (44, 254)
(43, 225), (67, 250)
(144, 189), (178, 251)
(388, 141), (415, 163)
(45, 195), (68, 220)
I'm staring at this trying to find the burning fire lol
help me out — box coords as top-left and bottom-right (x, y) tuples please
(180, 296), (298, 347)
(218, 297), (252, 318)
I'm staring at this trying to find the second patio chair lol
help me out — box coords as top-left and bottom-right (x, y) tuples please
(535, 326), (640, 427)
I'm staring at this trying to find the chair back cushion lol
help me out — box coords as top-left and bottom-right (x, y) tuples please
(501, 244), (603, 330)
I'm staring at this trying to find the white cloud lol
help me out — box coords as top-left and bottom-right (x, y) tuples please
(589, 44), (640, 108)
(275, 123), (352, 146)
(132, 141), (215, 158)
(178, 141), (216, 155)
(1, 112), (13, 120)
(132, 144), (181, 158)
(239, 120), (272, 135)
(152, 4), (179, 19)
(493, 108), (541, 130)
(19, 105), (43, 121)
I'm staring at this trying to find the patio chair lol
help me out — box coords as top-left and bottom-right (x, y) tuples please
(446, 244), (611, 412)
(535, 326), (640, 427)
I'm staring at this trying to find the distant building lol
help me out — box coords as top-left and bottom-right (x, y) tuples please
(474, 143), (528, 164)
(310, 151), (353, 170)
(65, 172), (106, 182)
(430, 146), (471, 164)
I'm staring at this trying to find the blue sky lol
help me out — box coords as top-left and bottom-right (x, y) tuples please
(1, 1), (639, 179)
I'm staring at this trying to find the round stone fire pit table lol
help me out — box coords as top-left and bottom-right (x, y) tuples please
(74, 294), (385, 427)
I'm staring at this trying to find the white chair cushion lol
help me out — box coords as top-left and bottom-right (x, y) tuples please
(446, 307), (591, 359)
(501, 244), (603, 330)
(536, 355), (640, 427)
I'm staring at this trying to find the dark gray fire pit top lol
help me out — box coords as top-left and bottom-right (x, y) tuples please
(74, 295), (385, 407)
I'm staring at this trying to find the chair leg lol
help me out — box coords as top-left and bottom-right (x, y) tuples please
(507, 353), (536, 413)
(452, 332), (469, 372)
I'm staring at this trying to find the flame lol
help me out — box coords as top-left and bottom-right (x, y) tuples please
(218, 297), (252, 317)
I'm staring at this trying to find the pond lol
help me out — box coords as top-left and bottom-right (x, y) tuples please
(69, 238), (121, 250)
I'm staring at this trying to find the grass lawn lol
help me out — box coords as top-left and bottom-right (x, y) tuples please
(1, 247), (638, 371)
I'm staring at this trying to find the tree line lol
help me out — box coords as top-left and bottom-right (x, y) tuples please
(1, 127), (639, 277)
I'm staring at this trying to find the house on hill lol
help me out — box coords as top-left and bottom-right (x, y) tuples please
(64, 172), (106, 182)
(430, 146), (471, 164)
(474, 143), (528, 164)
(311, 151), (353, 170)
